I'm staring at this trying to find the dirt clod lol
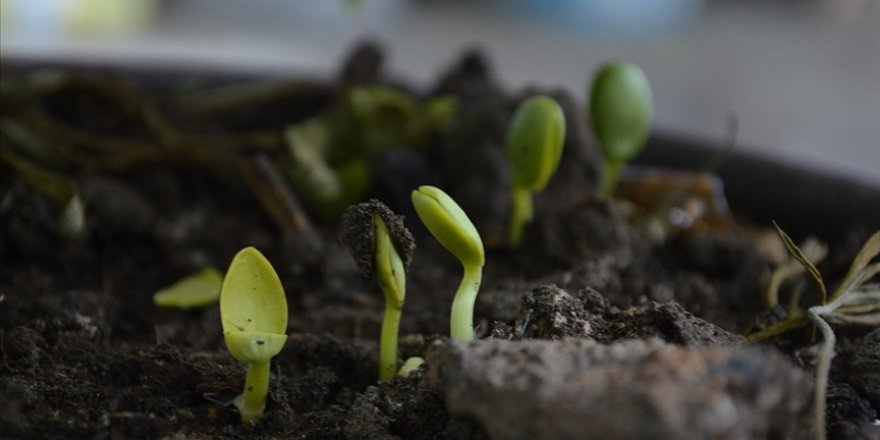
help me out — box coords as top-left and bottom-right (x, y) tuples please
(429, 338), (812, 440)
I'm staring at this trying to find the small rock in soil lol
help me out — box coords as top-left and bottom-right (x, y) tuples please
(428, 338), (812, 440)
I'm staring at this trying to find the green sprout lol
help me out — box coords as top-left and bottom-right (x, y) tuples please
(397, 356), (425, 377)
(589, 61), (653, 197)
(505, 96), (566, 248)
(220, 247), (288, 424)
(411, 185), (485, 341)
(153, 267), (223, 309)
(341, 200), (415, 381)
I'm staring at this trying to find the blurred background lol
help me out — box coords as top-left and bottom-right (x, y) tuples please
(1, 0), (878, 183)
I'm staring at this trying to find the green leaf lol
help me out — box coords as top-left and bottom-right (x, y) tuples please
(411, 185), (484, 268)
(506, 96), (566, 192)
(398, 356), (425, 377)
(153, 267), (223, 309)
(221, 247), (288, 362)
(589, 61), (653, 164)
(374, 213), (406, 308)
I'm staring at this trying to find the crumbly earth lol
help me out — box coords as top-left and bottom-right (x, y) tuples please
(1, 44), (877, 439)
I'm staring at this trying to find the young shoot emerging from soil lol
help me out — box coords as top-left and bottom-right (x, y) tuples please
(220, 247), (288, 424)
(589, 61), (653, 197)
(411, 185), (485, 341)
(341, 200), (415, 381)
(505, 96), (566, 248)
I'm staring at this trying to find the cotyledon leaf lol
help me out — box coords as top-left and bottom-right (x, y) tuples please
(153, 267), (223, 309)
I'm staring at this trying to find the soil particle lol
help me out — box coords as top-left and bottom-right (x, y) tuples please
(80, 175), (157, 235)
(1, 326), (48, 373)
(848, 329), (880, 410)
(428, 338), (812, 440)
(523, 197), (639, 275)
(825, 382), (880, 440)
(281, 333), (378, 392)
(655, 233), (769, 332)
(340, 372), (487, 440)
(513, 284), (743, 346)
(610, 300), (745, 346)
(519, 285), (595, 339)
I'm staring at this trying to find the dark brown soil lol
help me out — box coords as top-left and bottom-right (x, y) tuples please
(1, 43), (878, 439)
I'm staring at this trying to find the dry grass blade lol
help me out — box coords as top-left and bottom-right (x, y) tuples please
(763, 237), (826, 308)
(773, 221), (827, 305)
(834, 236), (880, 300)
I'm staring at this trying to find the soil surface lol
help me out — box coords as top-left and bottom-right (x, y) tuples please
(1, 44), (878, 439)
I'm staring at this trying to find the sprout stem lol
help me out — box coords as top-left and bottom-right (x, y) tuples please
(507, 185), (533, 248)
(808, 304), (835, 440)
(236, 360), (271, 424)
(599, 159), (622, 197)
(450, 264), (484, 341)
(379, 303), (402, 381)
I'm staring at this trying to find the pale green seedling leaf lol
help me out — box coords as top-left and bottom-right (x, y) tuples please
(223, 332), (288, 363)
(589, 61), (653, 163)
(398, 356), (425, 377)
(374, 213), (406, 308)
(411, 185), (484, 268)
(153, 267), (223, 309)
(221, 247), (288, 363)
(507, 96), (566, 191)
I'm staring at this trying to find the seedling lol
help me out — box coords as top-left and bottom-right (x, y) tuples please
(748, 226), (879, 440)
(411, 185), (485, 341)
(505, 96), (566, 247)
(220, 247), (288, 424)
(589, 61), (653, 197)
(341, 200), (415, 381)
(153, 267), (223, 309)
(398, 356), (425, 377)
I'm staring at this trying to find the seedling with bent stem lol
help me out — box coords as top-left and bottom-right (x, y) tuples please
(220, 247), (288, 424)
(411, 185), (485, 341)
(505, 96), (566, 248)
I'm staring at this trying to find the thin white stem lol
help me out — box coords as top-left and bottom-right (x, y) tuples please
(807, 304), (835, 440)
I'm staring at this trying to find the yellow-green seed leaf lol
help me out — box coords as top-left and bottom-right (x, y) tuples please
(153, 267), (223, 309)
(411, 186), (484, 268)
(223, 332), (288, 364)
(398, 356), (425, 377)
(220, 247), (288, 363)
(589, 61), (653, 163)
(374, 213), (406, 308)
(506, 96), (566, 191)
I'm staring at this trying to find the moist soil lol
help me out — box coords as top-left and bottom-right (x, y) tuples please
(1, 44), (878, 439)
